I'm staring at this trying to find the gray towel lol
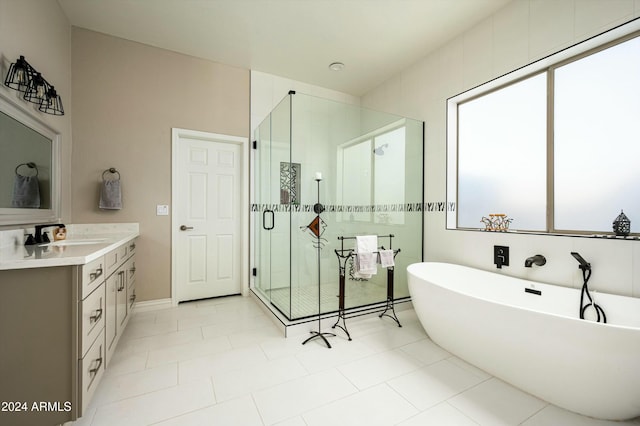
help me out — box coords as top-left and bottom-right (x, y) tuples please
(99, 179), (122, 210)
(12, 174), (40, 208)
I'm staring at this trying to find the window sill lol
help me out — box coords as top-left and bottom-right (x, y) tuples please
(448, 227), (640, 240)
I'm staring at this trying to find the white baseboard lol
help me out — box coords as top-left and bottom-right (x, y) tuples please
(133, 298), (173, 312)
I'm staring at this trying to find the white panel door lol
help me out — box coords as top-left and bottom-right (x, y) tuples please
(175, 134), (242, 302)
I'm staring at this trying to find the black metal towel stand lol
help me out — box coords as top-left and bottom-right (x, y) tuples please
(332, 234), (402, 340)
(302, 177), (335, 348)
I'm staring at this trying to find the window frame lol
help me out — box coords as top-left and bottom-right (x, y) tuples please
(446, 19), (640, 236)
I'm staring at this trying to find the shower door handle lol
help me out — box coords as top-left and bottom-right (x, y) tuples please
(263, 210), (274, 230)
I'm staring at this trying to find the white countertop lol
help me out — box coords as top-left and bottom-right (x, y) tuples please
(0, 223), (139, 271)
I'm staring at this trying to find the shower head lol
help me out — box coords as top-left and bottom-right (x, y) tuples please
(373, 143), (388, 156)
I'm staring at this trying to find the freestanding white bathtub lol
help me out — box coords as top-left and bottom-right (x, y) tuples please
(407, 262), (640, 421)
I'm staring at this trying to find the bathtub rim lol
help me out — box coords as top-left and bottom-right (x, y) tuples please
(407, 261), (640, 331)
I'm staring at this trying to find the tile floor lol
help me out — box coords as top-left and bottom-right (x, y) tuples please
(267, 279), (388, 320)
(69, 295), (640, 426)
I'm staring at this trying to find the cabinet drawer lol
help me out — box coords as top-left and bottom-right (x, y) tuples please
(80, 328), (105, 415)
(80, 284), (105, 357)
(105, 244), (129, 277)
(81, 256), (105, 299)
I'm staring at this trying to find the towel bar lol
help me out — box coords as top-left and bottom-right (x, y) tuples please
(332, 234), (403, 339)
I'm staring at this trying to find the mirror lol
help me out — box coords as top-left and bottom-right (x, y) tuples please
(0, 92), (60, 225)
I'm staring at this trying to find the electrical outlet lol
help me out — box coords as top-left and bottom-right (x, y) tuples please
(156, 205), (169, 216)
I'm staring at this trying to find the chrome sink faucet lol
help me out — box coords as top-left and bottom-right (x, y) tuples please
(525, 254), (546, 267)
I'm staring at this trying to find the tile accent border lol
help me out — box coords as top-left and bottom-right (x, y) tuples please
(250, 201), (454, 213)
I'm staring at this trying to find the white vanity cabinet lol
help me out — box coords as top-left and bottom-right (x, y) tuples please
(78, 237), (137, 414)
(0, 232), (138, 426)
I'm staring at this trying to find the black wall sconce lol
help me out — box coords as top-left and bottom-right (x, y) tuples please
(3, 55), (64, 116)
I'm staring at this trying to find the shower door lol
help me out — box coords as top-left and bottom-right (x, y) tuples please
(254, 95), (292, 318)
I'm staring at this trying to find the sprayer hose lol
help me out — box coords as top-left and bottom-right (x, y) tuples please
(579, 268), (607, 323)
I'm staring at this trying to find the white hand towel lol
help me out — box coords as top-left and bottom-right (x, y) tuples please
(356, 252), (377, 275)
(355, 235), (378, 277)
(353, 255), (371, 279)
(356, 235), (378, 254)
(379, 249), (395, 268)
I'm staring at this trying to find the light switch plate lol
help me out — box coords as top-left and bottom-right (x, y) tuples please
(156, 205), (169, 216)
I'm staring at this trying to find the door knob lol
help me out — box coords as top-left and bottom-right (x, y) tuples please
(180, 225), (194, 231)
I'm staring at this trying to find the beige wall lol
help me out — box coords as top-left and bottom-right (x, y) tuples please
(0, 0), (72, 224)
(71, 28), (250, 301)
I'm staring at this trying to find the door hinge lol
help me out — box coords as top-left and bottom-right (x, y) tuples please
(252, 268), (257, 276)
(252, 140), (257, 150)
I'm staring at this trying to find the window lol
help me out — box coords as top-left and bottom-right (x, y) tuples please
(338, 124), (406, 224)
(554, 35), (640, 232)
(448, 23), (640, 235)
(457, 73), (547, 231)
(341, 138), (372, 222)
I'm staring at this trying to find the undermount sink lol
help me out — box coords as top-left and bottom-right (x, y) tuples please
(40, 239), (107, 247)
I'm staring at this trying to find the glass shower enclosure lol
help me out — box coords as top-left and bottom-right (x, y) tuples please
(253, 92), (423, 321)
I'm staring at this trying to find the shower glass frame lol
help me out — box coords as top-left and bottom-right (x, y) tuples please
(253, 92), (424, 321)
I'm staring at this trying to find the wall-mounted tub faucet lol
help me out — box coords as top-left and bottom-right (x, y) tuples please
(525, 254), (546, 267)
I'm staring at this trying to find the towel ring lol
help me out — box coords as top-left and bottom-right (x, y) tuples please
(102, 168), (120, 181)
(15, 162), (38, 177)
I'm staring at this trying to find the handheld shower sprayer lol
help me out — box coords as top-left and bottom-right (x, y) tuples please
(571, 252), (591, 272)
(571, 252), (606, 323)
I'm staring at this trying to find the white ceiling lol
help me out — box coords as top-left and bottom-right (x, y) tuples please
(57, 0), (512, 96)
